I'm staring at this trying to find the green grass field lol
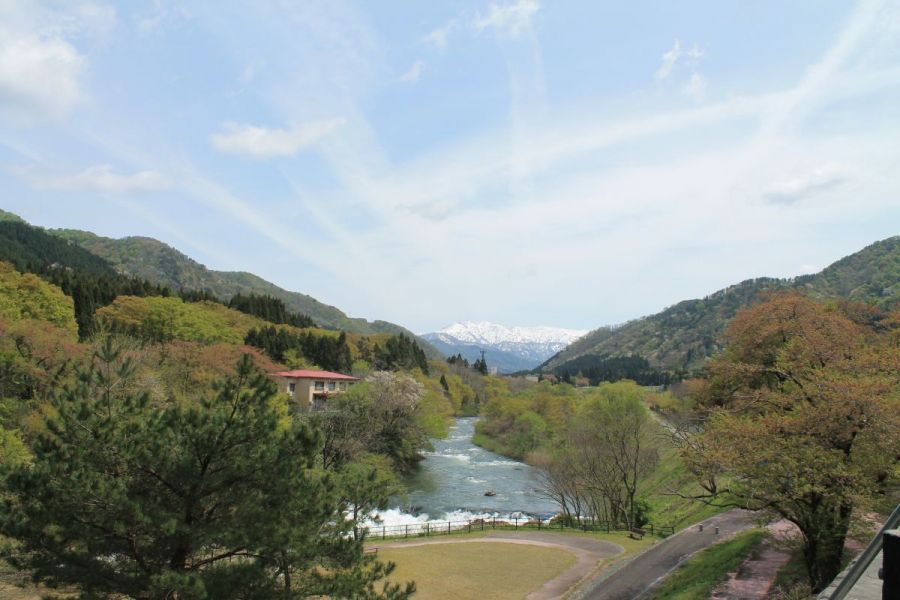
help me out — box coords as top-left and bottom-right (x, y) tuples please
(643, 529), (767, 600)
(378, 542), (576, 600)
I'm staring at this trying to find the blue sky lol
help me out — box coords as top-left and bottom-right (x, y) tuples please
(1, 0), (899, 333)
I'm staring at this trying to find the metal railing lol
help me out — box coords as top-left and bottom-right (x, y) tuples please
(820, 503), (900, 600)
(360, 516), (676, 541)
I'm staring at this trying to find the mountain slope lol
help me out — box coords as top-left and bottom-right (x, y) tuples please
(544, 236), (900, 377)
(422, 321), (586, 373)
(48, 228), (440, 356)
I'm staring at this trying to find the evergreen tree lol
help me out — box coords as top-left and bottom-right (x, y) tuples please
(245, 326), (352, 373)
(0, 341), (413, 599)
(228, 293), (315, 328)
(472, 356), (488, 375)
(371, 334), (429, 374)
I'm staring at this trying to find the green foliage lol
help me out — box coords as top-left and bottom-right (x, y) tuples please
(472, 356), (488, 375)
(227, 292), (315, 328)
(318, 372), (431, 474)
(475, 381), (579, 459)
(683, 293), (900, 591)
(246, 325), (353, 373)
(0, 318), (83, 432)
(554, 354), (670, 386)
(0, 209), (25, 224)
(98, 296), (264, 345)
(0, 429), (30, 469)
(51, 228), (439, 350)
(447, 353), (469, 368)
(644, 529), (767, 600)
(545, 235), (900, 378)
(0, 221), (115, 277)
(372, 334), (429, 374)
(0, 220), (184, 339)
(0, 343), (412, 599)
(0, 262), (77, 334)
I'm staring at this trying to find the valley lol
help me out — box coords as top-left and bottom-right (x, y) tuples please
(0, 208), (897, 600)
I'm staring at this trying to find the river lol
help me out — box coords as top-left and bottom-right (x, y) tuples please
(374, 417), (559, 528)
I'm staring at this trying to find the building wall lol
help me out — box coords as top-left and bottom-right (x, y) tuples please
(276, 376), (356, 412)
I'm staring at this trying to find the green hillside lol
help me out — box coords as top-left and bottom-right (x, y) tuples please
(51, 228), (439, 355)
(96, 296), (272, 345)
(544, 236), (900, 377)
(0, 262), (77, 335)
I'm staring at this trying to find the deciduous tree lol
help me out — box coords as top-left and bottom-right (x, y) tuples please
(681, 293), (900, 591)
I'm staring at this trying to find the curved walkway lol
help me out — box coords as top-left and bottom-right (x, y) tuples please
(376, 531), (623, 600)
(577, 509), (756, 600)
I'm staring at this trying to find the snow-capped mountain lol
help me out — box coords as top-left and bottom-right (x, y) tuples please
(422, 321), (588, 373)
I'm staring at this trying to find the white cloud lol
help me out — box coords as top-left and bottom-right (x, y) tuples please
(0, 1), (117, 122)
(655, 39), (681, 80)
(210, 118), (346, 158)
(422, 19), (458, 50)
(398, 60), (425, 83)
(14, 164), (171, 194)
(473, 0), (540, 37)
(135, 0), (189, 33)
(683, 72), (708, 101)
(764, 164), (853, 204)
(0, 34), (85, 120)
(685, 43), (705, 61)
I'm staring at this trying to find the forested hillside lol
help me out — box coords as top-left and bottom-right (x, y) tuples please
(0, 257), (442, 599)
(543, 236), (900, 379)
(51, 227), (438, 352)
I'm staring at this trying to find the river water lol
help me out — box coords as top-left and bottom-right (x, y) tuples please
(375, 417), (559, 528)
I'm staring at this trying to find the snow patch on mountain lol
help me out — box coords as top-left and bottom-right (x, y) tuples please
(421, 321), (588, 372)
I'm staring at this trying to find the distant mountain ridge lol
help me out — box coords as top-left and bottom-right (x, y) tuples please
(422, 321), (587, 373)
(0, 213), (439, 357)
(543, 236), (900, 378)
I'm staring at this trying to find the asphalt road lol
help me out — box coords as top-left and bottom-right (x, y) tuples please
(578, 509), (757, 600)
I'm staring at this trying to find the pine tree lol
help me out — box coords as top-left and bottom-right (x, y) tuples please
(0, 340), (413, 599)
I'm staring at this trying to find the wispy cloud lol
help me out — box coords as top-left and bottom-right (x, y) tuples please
(398, 60), (425, 83)
(13, 164), (170, 194)
(764, 164), (853, 204)
(422, 19), (458, 50)
(210, 118), (346, 158)
(655, 40), (705, 82)
(654, 39), (681, 80)
(135, 0), (190, 34)
(683, 72), (708, 101)
(473, 0), (540, 37)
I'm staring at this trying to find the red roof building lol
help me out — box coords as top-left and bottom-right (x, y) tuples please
(272, 369), (359, 412)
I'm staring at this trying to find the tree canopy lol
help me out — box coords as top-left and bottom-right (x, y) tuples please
(680, 292), (900, 591)
(0, 343), (413, 599)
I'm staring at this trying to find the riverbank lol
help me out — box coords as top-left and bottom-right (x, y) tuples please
(376, 417), (558, 527)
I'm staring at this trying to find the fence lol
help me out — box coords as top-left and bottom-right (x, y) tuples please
(360, 516), (676, 541)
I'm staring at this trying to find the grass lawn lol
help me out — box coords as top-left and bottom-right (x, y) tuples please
(378, 542), (576, 600)
(643, 529), (768, 600)
(0, 562), (73, 600)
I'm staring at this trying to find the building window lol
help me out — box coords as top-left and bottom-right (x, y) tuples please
(314, 381), (325, 391)
(288, 382), (296, 393)
(339, 382), (347, 391)
(328, 381), (336, 391)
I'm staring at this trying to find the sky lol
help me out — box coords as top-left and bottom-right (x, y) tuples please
(1, 0), (899, 333)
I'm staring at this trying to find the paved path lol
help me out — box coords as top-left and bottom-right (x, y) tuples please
(577, 509), (757, 600)
(376, 531), (623, 600)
